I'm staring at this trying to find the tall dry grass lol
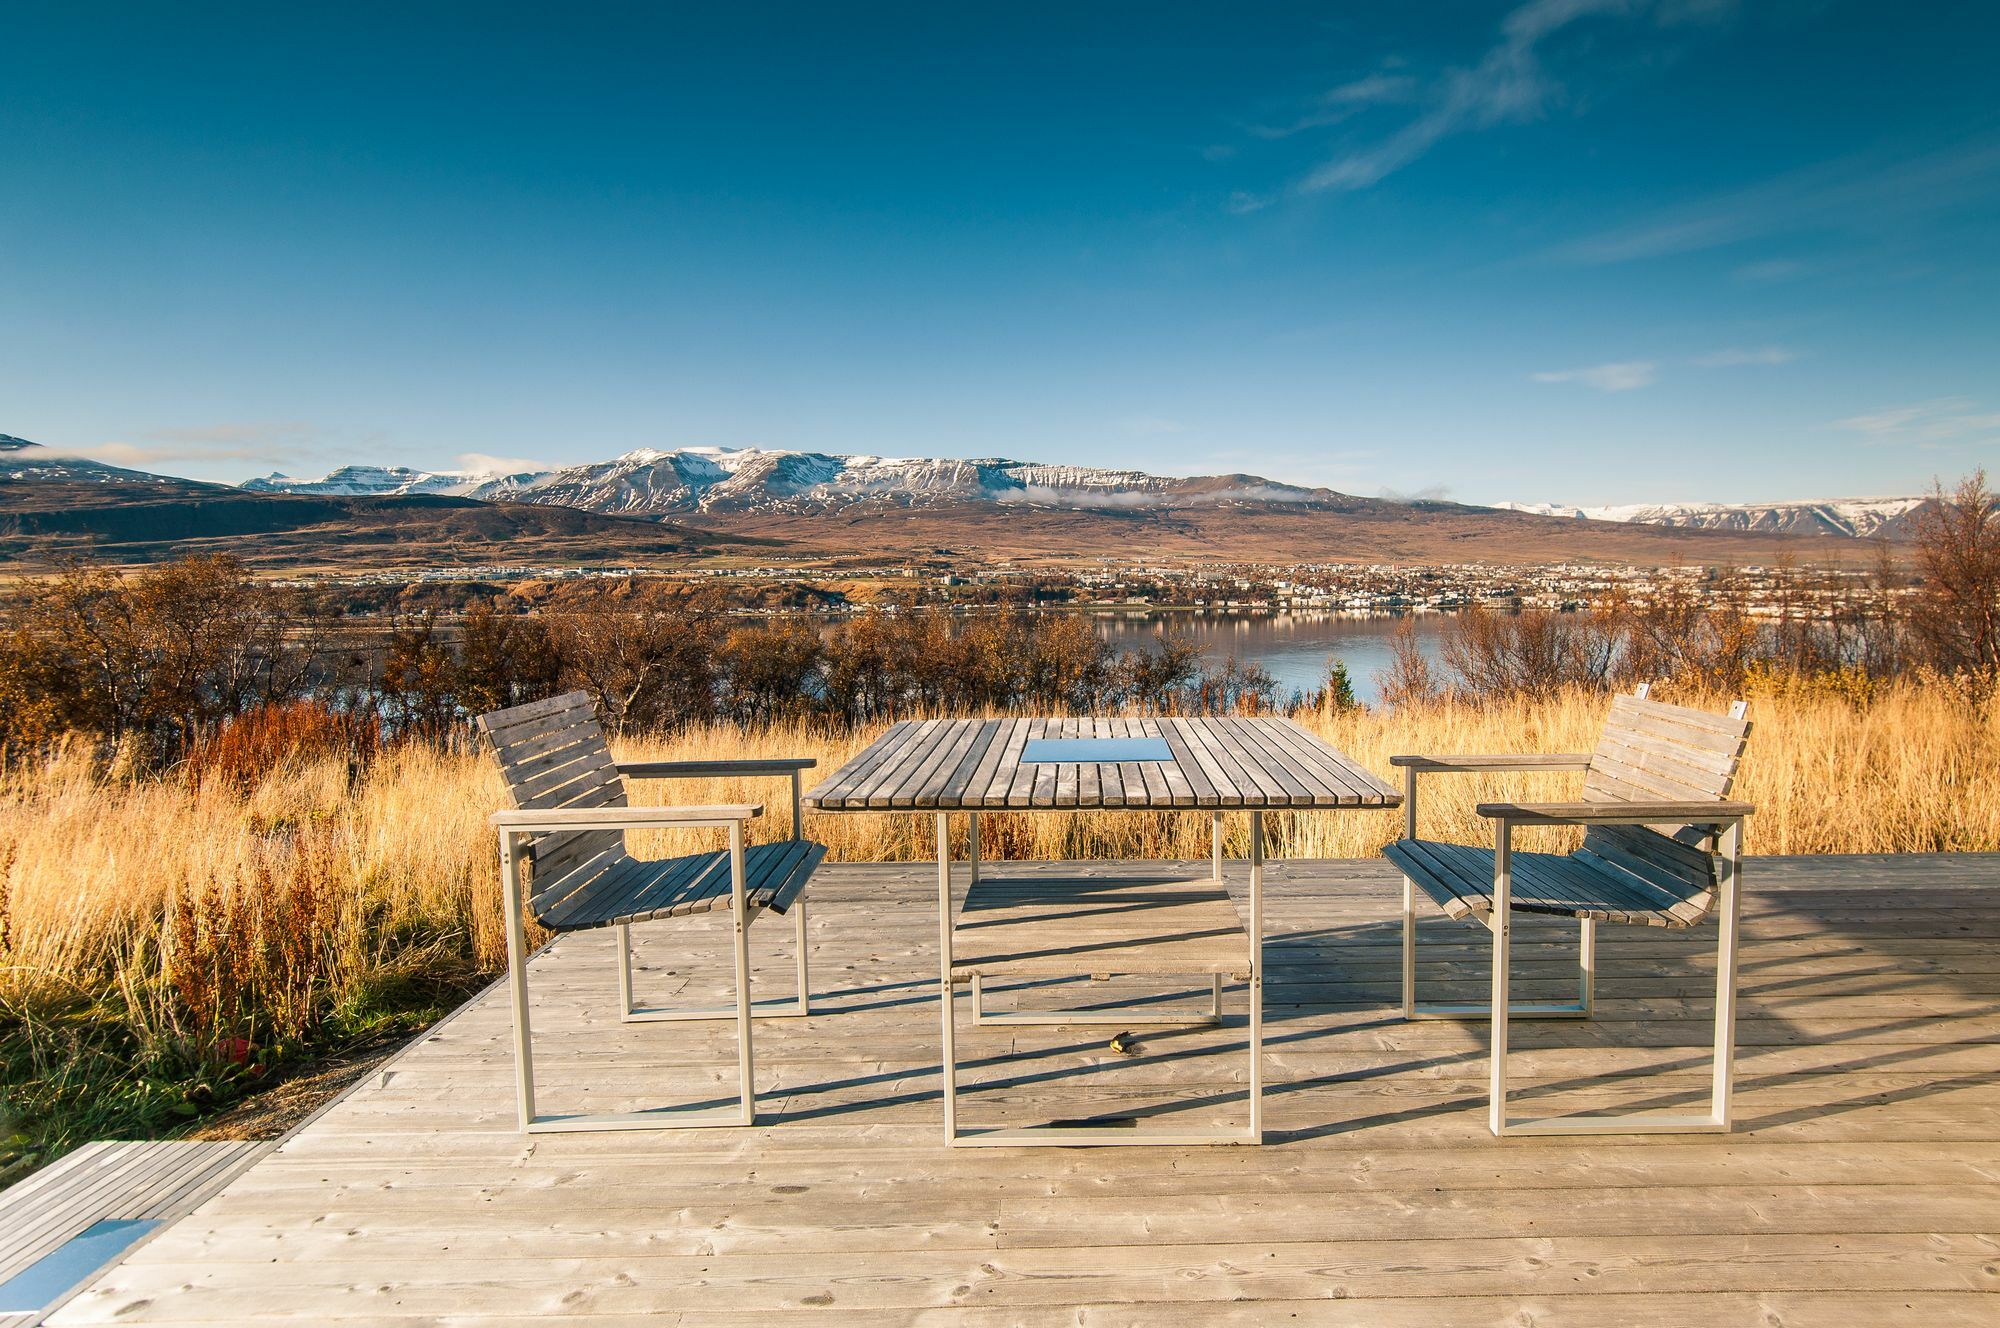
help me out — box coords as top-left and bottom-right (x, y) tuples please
(2, 677), (1996, 1172)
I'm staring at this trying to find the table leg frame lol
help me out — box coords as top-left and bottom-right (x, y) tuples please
(939, 810), (1263, 1148)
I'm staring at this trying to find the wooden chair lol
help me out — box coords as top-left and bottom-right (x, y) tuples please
(1384, 685), (1753, 1137)
(477, 691), (826, 1133)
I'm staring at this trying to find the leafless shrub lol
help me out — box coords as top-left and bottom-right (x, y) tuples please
(1375, 618), (1442, 708)
(542, 584), (722, 734)
(1908, 470), (2000, 689)
(1441, 605), (1617, 698)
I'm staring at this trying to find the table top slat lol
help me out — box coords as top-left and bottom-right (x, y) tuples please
(1238, 716), (1358, 806)
(1249, 716), (1369, 804)
(807, 716), (1399, 812)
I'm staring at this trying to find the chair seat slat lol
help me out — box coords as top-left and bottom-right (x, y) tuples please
(1387, 838), (1708, 929)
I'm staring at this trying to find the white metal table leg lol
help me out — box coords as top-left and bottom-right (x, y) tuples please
(1248, 809), (1264, 1143)
(1211, 811), (1224, 883)
(1488, 818), (1512, 1137)
(1711, 819), (1744, 1129)
(938, 813), (957, 1143)
(947, 807), (1260, 1147)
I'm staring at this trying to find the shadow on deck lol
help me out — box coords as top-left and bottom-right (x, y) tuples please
(49, 854), (2000, 1327)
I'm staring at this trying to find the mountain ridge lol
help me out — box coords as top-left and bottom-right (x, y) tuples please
(241, 443), (1924, 538)
(1494, 496), (1924, 540)
(245, 446), (1337, 515)
(0, 435), (1903, 568)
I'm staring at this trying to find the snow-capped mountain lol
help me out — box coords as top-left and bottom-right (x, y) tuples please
(239, 464), (482, 497)
(249, 446), (1333, 516)
(0, 435), (201, 486)
(236, 445), (1930, 538)
(1495, 497), (1926, 540)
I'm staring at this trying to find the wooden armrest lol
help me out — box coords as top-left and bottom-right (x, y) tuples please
(491, 804), (764, 831)
(1476, 799), (1754, 826)
(1390, 754), (1593, 772)
(616, 758), (817, 778)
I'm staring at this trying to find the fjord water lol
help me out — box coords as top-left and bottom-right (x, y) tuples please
(1089, 611), (1450, 708)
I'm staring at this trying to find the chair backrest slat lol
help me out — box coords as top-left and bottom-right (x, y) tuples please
(476, 691), (627, 906)
(1584, 688), (1751, 805)
(1578, 686), (1752, 921)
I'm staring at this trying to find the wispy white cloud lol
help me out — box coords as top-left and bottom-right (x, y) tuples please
(456, 451), (550, 476)
(1731, 258), (1805, 283)
(1550, 135), (2000, 264)
(1694, 345), (1796, 367)
(1379, 484), (1454, 503)
(1293, 0), (1631, 195)
(147, 421), (319, 448)
(1533, 360), (1658, 392)
(1246, 73), (1417, 140)
(46, 421), (324, 468)
(1835, 398), (2000, 449)
(45, 439), (280, 467)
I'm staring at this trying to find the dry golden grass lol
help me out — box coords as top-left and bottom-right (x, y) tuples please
(2, 677), (1994, 1065)
(613, 679), (2000, 864)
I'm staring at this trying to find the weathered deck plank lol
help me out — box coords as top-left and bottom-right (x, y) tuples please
(49, 854), (2000, 1325)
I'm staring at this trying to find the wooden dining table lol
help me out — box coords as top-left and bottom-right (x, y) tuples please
(804, 716), (1402, 1147)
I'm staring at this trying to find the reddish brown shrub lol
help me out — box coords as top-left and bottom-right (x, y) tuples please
(182, 701), (380, 792)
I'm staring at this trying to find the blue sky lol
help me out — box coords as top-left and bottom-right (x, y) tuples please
(4, 1), (1997, 505)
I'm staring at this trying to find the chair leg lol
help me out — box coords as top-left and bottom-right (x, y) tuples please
(1490, 821), (1745, 1138)
(503, 831), (752, 1133)
(793, 893), (812, 1016)
(619, 903), (813, 1022)
(729, 822), (755, 1127)
(1710, 820), (1744, 1129)
(500, 833), (537, 1133)
(1400, 879), (1594, 1021)
(1489, 841), (1511, 1137)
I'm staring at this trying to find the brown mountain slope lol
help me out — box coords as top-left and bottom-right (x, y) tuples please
(677, 498), (1882, 567)
(0, 479), (770, 570)
(0, 473), (1878, 572)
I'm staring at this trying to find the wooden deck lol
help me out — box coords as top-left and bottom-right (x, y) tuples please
(50, 854), (2000, 1326)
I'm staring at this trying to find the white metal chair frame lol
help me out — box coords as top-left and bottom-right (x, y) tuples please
(495, 803), (767, 1133)
(1392, 687), (1753, 1137)
(936, 809), (1263, 1149)
(613, 760), (815, 1024)
(1396, 753), (1601, 1023)
(1484, 805), (1746, 1138)
(484, 696), (822, 1134)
